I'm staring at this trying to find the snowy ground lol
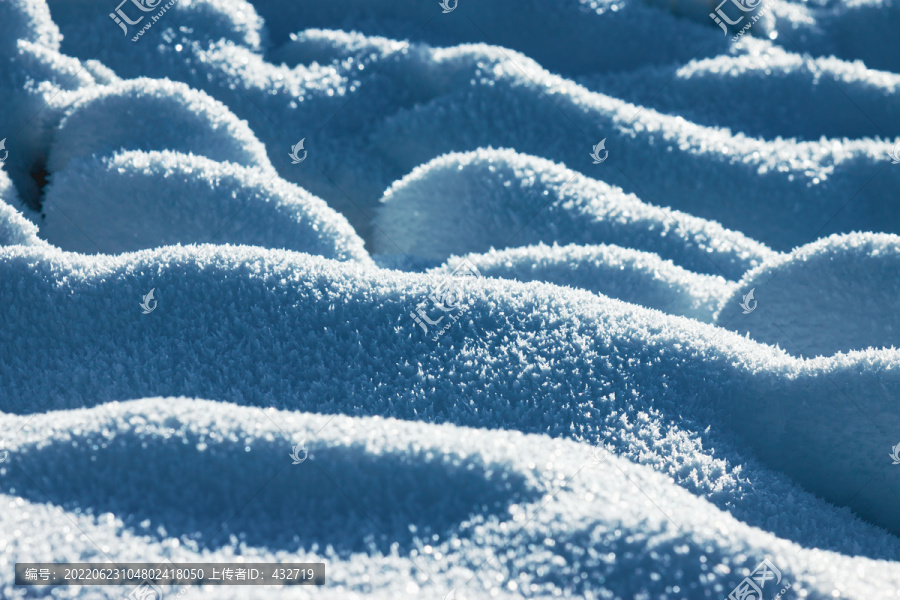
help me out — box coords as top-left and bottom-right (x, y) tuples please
(1, 0), (900, 598)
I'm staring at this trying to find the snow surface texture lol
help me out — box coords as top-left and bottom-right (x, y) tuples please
(430, 243), (735, 322)
(1, 0), (900, 598)
(580, 39), (900, 141)
(3, 244), (900, 600)
(18, 7), (900, 249)
(41, 150), (371, 262)
(716, 233), (900, 357)
(3, 397), (900, 600)
(374, 148), (775, 279)
(0, 169), (41, 246)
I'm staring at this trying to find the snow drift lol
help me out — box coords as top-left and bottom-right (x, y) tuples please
(1, 243), (899, 543)
(373, 148), (775, 278)
(717, 232), (900, 357)
(3, 397), (900, 599)
(431, 243), (735, 321)
(16, 14), (898, 250)
(41, 150), (371, 262)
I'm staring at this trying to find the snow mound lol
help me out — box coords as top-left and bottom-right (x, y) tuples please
(716, 232), (900, 357)
(0, 40), (103, 208)
(431, 243), (735, 321)
(4, 0), (900, 597)
(0, 201), (39, 247)
(0, 170), (20, 209)
(0, 0), (60, 54)
(374, 149), (774, 279)
(2, 399), (540, 557)
(771, 0), (900, 73)
(0, 170), (41, 246)
(45, 0), (266, 59)
(583, 41), (900, 141)
(362, 46), (900, 251)
(1, 243), (899, 540)
(2, 398), (900, 599)
(40, 150), (371, 261)
(22, 22), (900, 251)
(49, 0), (728, 76)
(48, 78), (274, 175)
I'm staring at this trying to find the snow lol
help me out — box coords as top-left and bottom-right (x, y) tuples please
(2, 244), (900, 563)
(431, 242), (736, 321)
(0, 0), (60, 53)
(373, 148), (775, 279)
(0, 170), (41, 246)
(581, 40), (900, 141)
(769, 0), (900, 73)
(0, 38), (98, 208)
(3, 396), (900, 599)
(716, 232), (900, 357)
(41, 150), (371, 261)
(20, 13), (898, 250)
(47, 78), (274, 176)
(1, 0), (899, 598)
